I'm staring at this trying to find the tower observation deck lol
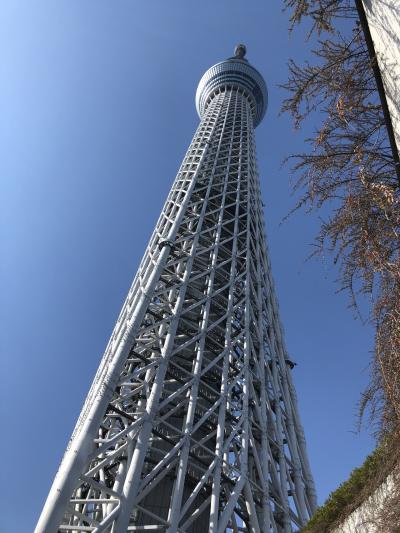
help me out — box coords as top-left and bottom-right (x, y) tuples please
(36, 45), (316, 533)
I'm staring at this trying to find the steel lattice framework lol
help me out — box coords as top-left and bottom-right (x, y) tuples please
(36, 45), (316, 533)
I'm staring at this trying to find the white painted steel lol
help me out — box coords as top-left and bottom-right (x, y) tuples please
(36, 50), (316, 533)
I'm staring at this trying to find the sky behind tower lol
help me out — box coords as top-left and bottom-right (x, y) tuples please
(1, 1), (375, 531)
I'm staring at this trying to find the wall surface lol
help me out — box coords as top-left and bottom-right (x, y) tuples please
(362, 0), (400, 154)
(333, 474), (394, 533)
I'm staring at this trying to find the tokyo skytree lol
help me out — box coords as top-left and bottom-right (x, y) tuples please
(36, 45), (316, 533)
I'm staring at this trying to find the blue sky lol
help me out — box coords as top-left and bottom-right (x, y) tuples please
(1, 1), (375, 531)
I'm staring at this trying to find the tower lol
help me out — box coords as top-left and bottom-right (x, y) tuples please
(36, 45), (316, 533)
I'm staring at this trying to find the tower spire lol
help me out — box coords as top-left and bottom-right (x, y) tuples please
(234, 43), (247, 59)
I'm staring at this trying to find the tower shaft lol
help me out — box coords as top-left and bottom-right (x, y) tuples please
(36, 50), (316, 533)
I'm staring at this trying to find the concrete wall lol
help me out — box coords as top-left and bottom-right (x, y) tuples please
(332, 474), (394, 533)
(362, 0), (400, 154)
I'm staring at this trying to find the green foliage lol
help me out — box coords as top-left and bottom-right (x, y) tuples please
(300, 446), (387, 532)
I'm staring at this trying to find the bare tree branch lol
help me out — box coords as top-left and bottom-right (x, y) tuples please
(282, 0), (400, 444)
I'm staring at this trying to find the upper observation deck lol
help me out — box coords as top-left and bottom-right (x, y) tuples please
(195, 44), (268, 128)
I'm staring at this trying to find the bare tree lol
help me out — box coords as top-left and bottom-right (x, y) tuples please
(281, 0), (400, 439)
